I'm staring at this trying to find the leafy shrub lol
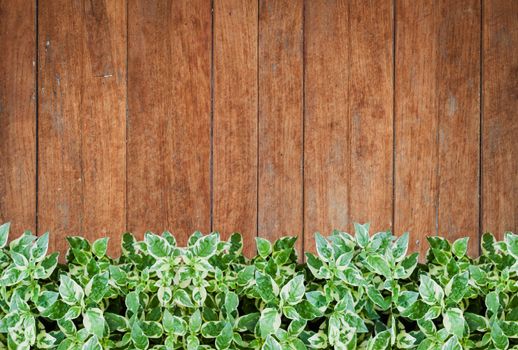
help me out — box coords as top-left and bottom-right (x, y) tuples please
(0, 222), (517, 350)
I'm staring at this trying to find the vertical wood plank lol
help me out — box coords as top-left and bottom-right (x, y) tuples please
(395, 1), (438, 257)
(304, 0), (350, 254)
(213, 0), (258, 256)
(127, 0), (212, 245)
(436, 0), (480, 254)
(38, 0), (126, 254)
(395, 0), (480, 257)
(483, 0), (518, 239)
(304, 0), (393, 254)
(258, 0), (303, 253)
(0, 0), (36, 235)
(349, 0), (394, 235)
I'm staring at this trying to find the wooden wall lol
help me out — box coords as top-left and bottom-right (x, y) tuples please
(0, 0), (516, 258)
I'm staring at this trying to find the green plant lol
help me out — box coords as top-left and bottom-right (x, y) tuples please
(0, 222), (516, 350)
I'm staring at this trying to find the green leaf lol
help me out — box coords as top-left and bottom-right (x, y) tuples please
(83, 308), (105, 338)
(491, 321), (509, 350)
(92, 237), (109, 258)
(215, 322), (233, 349)
(173, 289), (194, 308)
(366, 254), (392, 276)
(401, 300), (428, 320)
(485, 291), (500, 314)
(392, 232), (409, 262)
(259, 308), (281, 338)
(105, 312), (129, 332)
(140, 321), (163, 338)
(418, 275), (444, 306)
(201, 321), (225, 338)
(145, 232), (172, 258)
(41, 300), (68, 320)
(445, 271), (468, 304)
(193, 233), (219, 258)
(85, 272), (109, 303)
(354, 222), (370, 248)
(308, 331), (328, 349)
(505, 232), (518, 259)
(366, 286), (391, 310)
(315, 233), (333, 262)
(131, 321), (149, 350)
(126, 291), (140, 314)
(224, 291), (239, 312)
(464, 312), (489, 332)
(256, 272), (279, 303)
(237, 265), (255, 285)
(262, 335), (282, 350)
(59, 275), (84, 305)
(395, 252), (418, 279)
(256, 237), (272, 257)
(368, 330), (391, 350)
(396, 332), (416, 349)
(0, 222), (10, 248)
(500, 320), (518, 338)
(36, 252), (59, 279)
(82, 336), (102, 350)
(441, 336), (462, 350)
(280, 275), (305, 305)
(189, 309), (202, 333)
(344, 311), (368, 333)
(443, 308), (465, 339)
(31, 232), (49, 261)
(452, 237), (469, 258)
(236, 313), (260, 332)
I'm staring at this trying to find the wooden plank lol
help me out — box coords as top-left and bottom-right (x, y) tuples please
(482, 0), (518, 239)
(436, 0), (480, 255)
(304, 0), (350, 254)
(38, 0), (126, 255)
(395, 1), (438, 258)
(0, 0), (36, 235)
(304, 0), (393, 254)
(348, 0), (393, 235)
(127, 0), (212, 246)
(258, 0), (303, 253)
(213, 0), (258, 256)
(395, 0), (480, 257)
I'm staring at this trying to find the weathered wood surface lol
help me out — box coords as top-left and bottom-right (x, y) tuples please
(0, 0), (36, 235)
(213, 0), (258, 256)
(304, 0), (393, 254)
(482, 0), (518, 240)
(304, 0), (350, 254)
(258, 0), (303, 254)
(38, 0), (126, 254)
(395, 0), (481, 257)
(127, 0), (212, 246)
(0, 1), (516, 257)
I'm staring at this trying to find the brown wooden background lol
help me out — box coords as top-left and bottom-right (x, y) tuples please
(0, 0), (516, 258)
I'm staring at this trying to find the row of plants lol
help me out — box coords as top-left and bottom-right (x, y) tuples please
(0, 222), (517, 349)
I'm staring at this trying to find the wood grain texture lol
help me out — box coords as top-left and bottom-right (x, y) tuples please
(395, 1), (438, 258)
(304, 0), (393, 254)
(38, 0), (126, 254)
(436, 0), (480, 255)
(0, 0), (36, 235)
(395, 0), (480, 257)
(213, 0), (258, 256)
(304, 0), (350, 254)
(127, 0), (211, 245)
(258, 0), (303, 253)
(348, 0), (393, 235)
(482, 0), (518, 239)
